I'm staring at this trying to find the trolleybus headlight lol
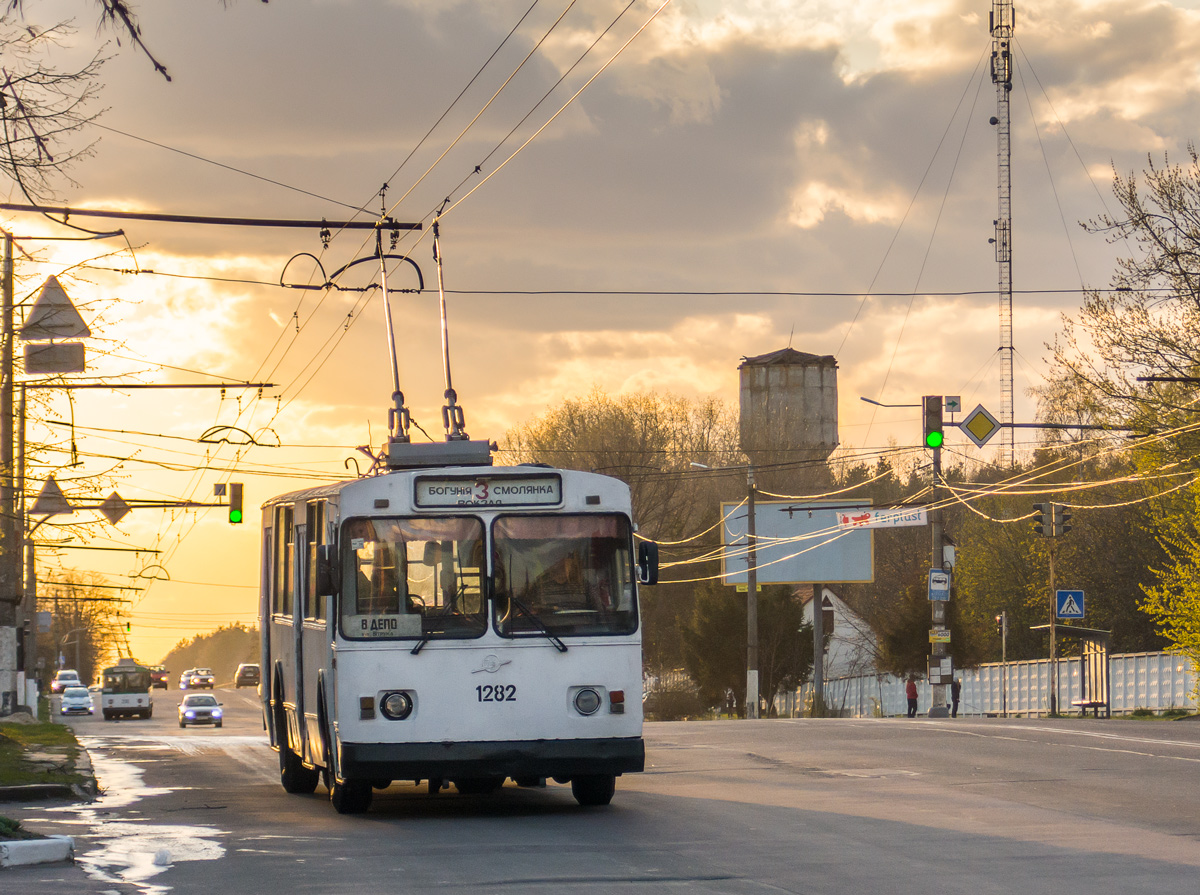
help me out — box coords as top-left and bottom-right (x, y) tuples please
(380, 691), (414, 721)
(574, 687), (602, 716)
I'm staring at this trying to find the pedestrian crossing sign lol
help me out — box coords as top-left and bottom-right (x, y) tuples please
(1056, 590), (1085, 619)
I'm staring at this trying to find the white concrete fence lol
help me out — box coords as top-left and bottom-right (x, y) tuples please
(806, 651), (1197, 718)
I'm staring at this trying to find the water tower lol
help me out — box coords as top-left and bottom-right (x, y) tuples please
(738, 348), (838, 490)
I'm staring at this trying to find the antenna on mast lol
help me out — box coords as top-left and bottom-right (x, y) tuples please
(990, 0), (1016, 466)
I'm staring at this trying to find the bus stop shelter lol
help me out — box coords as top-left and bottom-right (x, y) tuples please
(1032, 625), (1111, 718)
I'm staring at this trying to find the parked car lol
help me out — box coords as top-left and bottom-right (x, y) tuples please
(178, 693), (223, 728)
(150, 665), (170, 689)
(51, 669), (82, 694)
(188, 668), (216, 689)
(179, 668), (197, 690)
(60, 686), (94, 715)
(234, 663), (260, 688)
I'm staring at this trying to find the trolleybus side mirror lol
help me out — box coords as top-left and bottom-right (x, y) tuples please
(636, 541), (659, 586)
(315, 544), (338, 596)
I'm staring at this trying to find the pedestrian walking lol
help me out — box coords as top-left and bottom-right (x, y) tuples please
(905, 677), (918, 718)
(951, 678), (961, 718)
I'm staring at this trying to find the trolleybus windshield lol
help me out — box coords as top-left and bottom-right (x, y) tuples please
(493, 514), (637, 637)
(341, 516), (486, 641)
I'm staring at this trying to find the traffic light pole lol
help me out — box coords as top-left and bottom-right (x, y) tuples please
(929, 441), (949, 718)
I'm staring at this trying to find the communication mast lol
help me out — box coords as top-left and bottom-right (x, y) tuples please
(990, 0), (1015, 466)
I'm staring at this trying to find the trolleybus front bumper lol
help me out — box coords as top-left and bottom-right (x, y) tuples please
(339, 736), (645, 780)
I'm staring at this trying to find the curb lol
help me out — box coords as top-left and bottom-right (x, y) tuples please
(0, 739), (97, 803)
(0, 835), (75, 868)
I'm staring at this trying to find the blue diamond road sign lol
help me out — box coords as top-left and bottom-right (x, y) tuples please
(1056, 590), (1085, 620)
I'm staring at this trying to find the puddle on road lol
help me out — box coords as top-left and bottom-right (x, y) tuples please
(40, 736), (228, 895)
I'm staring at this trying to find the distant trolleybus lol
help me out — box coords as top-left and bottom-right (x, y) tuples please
(101, 657), (154, 720)
(260, 443), (657, 814)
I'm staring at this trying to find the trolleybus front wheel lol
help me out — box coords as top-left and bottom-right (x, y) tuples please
(329, 777), (372, 814)
(571, 774), (616, 807)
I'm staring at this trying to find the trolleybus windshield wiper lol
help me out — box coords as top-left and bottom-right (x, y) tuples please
(409, 582), (487, 655)
(506, 595), (568, 653)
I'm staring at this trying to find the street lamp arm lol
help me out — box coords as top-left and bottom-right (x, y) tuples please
(860, 396), (921, 408)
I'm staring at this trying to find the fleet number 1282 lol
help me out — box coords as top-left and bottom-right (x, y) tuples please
(476, 684), (517, 702)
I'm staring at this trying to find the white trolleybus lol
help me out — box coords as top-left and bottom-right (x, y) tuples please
(260, 440), (658, 814)
(100, 657), (154, 720)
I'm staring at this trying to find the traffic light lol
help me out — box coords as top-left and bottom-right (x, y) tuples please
(125, 621), (131, 633)
(1033, 502), (1071, 537)
(1033, 502), (1050, 536)
(995, 611), (1007, 638)
(1052, 504), (1072, 537)
(228, 482), (244, 524)
(922, 395), (944, 449)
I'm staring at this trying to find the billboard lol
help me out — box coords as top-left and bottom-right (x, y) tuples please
(720, 500), (875, 585)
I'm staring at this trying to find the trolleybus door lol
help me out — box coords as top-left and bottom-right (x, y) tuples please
(292, 518), (309, 762)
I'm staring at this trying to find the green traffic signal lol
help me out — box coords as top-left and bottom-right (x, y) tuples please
(922, 395), (944, 450)
(228, 483), (244, 525)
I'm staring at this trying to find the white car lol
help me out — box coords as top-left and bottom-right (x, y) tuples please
(178, 693), (223, 728)
(51, 669), (82, 695)
(60, 686), (94, 715)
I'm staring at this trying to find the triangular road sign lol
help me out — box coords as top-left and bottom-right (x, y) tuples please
(30, 476), (73, 516)
(19, 276), (91, 340)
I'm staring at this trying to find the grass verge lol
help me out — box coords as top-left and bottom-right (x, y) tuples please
(0, 718), (84, 787)
(0, 715), (86, 841)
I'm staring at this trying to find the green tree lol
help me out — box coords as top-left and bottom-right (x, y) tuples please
(680, 582), (813, 717)
(160, 623), (259, 685)
(503, 388), (741, 679)
(1140, 483), (1200, 691)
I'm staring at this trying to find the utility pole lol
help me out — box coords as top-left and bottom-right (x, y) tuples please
(0, 231), (16, 715)
(991, 0), (1016, 466)
(1033, 501), (1070, 715)
(996, 610), (1008, 717)
(811, 583), (824, 717)
(745, 468), (759, 719)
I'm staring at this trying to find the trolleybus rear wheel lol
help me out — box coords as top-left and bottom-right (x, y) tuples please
(571, 774), (616, 806)
(330, 778), (372, 814)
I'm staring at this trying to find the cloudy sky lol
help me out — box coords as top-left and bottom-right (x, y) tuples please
(7, 0), (1199, 662)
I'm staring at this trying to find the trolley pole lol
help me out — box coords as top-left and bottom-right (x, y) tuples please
(745, 468), (759, 719)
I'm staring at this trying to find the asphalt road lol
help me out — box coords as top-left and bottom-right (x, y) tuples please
(7, 692), (1200, 895)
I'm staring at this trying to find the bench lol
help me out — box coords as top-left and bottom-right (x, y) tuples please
(1071, 699), (1108, 718)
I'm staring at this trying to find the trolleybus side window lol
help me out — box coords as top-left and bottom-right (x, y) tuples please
(340, 516), (486, 640)
(305, 500), (327, 621)
(273, 505), (294, 617)
(492, 514), (637, 637)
